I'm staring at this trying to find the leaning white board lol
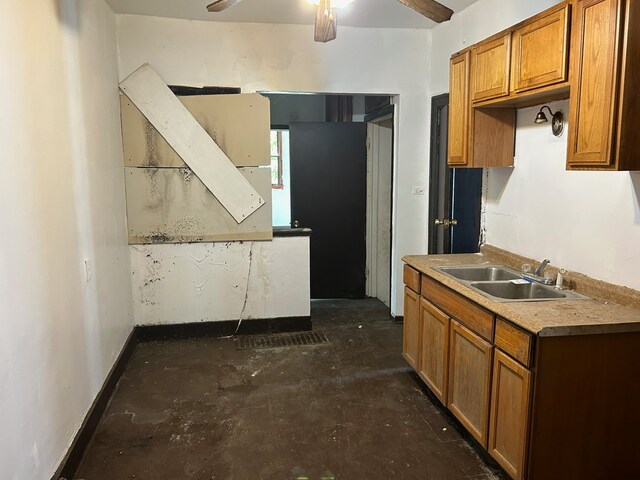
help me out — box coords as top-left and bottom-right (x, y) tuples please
(119, 64), (264, 224)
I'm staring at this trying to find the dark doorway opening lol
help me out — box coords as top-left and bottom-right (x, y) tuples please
(290, 122), (368, 299)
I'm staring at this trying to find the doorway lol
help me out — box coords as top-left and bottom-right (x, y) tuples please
(289, 122), (368, 298)
(365, 108), (394, 308)
(428, 94), (482, 254)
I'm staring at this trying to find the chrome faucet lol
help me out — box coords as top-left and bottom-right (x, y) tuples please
(534, 259), (550, 276)
(522, 259), (554, 285)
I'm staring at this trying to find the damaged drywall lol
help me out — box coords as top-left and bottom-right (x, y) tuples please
(119, 64), (264, 224)
(125, 167), (272, 243)
(129, 237), (310, 325)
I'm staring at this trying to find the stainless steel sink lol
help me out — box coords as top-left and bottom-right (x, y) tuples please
(469, 280), (591, 303)
(435, 264), (591, 303)
(438, 265), (521, 282)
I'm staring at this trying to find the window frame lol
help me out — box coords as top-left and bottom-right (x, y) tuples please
(270, 130), (284, 190)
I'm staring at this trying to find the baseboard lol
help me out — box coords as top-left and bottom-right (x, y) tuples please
(136, 316), (312, 342)
(393, 315), (404, 323)
(53, 328), (138, 480)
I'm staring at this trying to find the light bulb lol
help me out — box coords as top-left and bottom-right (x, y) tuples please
(306, 0), (354, 8)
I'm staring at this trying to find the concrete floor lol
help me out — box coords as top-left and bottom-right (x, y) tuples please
(76, 299), (507, 479)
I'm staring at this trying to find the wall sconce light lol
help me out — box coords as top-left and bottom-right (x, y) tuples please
(534, 105), (564, 137)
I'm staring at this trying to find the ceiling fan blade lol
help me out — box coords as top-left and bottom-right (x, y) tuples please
(206, 0), (243, 12)
(314, 0), (338, 43)
(396, 0), (453, 23)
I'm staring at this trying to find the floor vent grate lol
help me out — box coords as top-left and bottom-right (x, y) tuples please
(237, 331), (330, 350)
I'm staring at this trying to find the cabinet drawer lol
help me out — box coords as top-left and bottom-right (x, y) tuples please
(403, 264), (421, 294)
(495, 318), (534, 367)
(422, 276), (494, 341)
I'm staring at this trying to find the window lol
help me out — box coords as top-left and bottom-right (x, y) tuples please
(270, 130), (284, 189)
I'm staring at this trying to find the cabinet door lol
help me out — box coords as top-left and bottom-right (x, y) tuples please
(567, 0), (621, 167)
(511, 5), (569, 93)
(471, 33), (511, 102)
(418, 299), (450, 404)
(448, 51), (470, 166)
(402, 286), (420, 370)
(488, 350), (532, 480)
(448, 319), (493, 447)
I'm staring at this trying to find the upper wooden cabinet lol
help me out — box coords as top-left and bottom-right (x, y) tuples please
(567, 0), (640, 170)
(471, 33), (511, 102)
(448, 50), (471, 166)
(510, 5), (570, 93)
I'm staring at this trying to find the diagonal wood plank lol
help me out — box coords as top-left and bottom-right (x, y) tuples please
(396, 0), (453, 23)
(119, 64), (265, 224)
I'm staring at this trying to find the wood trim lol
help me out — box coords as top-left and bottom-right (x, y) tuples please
(403, 265), (421, 294)
(472, 82), (570, 108)
(488, 349), (532, 480)
(54, 329), (138, 480)
(422, 276), (495, 341)
(495, 317), (534, 367)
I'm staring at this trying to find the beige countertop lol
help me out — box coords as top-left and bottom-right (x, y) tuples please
(403, 253), (640, 337)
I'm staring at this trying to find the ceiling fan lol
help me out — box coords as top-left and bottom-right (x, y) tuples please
(206, 0), (454, 43)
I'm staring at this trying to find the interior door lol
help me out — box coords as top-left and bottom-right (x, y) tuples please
(289, 122), (367, 299)
(429, 95), (482, 254)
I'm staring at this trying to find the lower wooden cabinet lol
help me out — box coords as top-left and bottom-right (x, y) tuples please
(402, 286), (421, 370)
(417, 299), (450, 404)
(488, 349), (532, 480)
(447, 319), (493, 447)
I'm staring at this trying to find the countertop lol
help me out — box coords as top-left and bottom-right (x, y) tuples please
(403, 253), (640, 337)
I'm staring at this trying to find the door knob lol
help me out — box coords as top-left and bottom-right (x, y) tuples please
(435, 219), (458, 227)
(292, 220), (300, 228)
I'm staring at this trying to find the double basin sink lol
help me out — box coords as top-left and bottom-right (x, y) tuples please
(436, 265), (591, 303)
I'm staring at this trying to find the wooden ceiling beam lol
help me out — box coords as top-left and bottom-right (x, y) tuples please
(396, 0), (454, 23)
(207, 0), (243, 13)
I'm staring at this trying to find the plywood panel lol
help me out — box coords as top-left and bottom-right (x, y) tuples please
(119, 64), (264, 223)
(125, 167), (272, 244)
(120, 93), (270, 168)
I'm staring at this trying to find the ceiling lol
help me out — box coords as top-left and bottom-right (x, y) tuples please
(106, 0), (479, 29)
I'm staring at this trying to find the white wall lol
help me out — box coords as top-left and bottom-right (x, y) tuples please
(0, 1), (133, 478)
(431, 0), (640, 290)
(116, 16), (432, 315)
(130, 238), (310, 325)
